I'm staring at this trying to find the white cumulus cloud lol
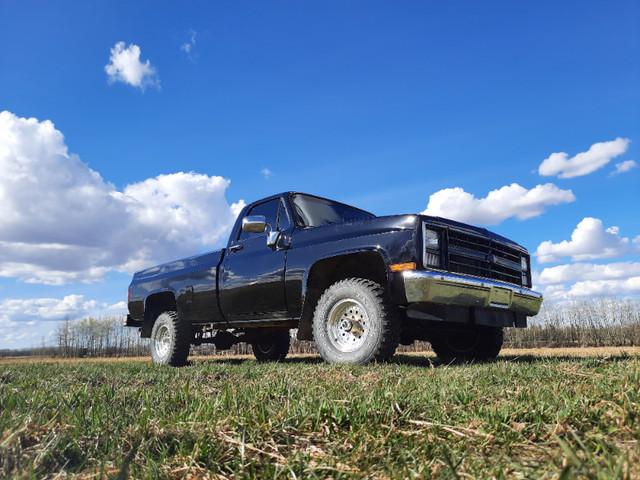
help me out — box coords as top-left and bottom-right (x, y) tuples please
(0, 295), (123, 347)
(0, 111), (244, 285)
(1, 295), (100, 326)
(538, 138), (630, 178)
(609, 159), (637, 177)
(536, 262), (640, 285)
(261, 168), (273, 179)
(105, 42), (160, 91)
(535, 217), (632, 263)
(534, 262), (640, 301)
(421, 183), (575, 225)
(567, 277), (640, 297)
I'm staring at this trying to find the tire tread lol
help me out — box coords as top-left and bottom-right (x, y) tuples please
(313, 277), (400, 364)
(430, 326), (503, 363)
(251, 330), (291, 362)
(151, 311), (191, 367)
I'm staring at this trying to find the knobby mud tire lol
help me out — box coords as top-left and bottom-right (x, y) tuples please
(150, 311), (191, 367)
(429, 326), (504, 363)
(312, 278), (400, 365)
(251, 330), (291, 362)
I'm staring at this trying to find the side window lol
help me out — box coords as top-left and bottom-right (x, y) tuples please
(238, 199), (280, 241)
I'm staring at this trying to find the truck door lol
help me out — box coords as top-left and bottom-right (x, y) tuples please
(219, 198), (291, 321)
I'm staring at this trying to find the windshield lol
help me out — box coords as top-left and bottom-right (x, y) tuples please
(291, 194), (375, 227)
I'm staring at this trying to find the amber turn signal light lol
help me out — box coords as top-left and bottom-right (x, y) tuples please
(389, 262), (416, 272)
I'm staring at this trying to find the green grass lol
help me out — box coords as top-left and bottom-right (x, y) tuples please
(1, 353), (638, 479)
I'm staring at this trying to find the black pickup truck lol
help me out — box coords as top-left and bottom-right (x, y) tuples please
(126, 192), (542, 365)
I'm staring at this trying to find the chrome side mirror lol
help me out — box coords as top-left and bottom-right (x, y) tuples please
(242, 215), (267, 233)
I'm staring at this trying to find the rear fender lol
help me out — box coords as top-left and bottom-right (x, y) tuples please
(141, 290), (177, 338)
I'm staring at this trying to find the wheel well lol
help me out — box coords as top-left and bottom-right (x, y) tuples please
(141, 291), (177, 338)
(297, 251), (388, 340)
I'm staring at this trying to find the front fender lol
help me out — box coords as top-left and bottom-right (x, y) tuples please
(296, 248), (392, 341)
(301, 246), (392, 299)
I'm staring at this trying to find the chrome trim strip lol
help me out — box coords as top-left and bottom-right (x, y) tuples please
(449, 246), (489, 261)
(449, 247), (525, 272)
(448, 225), (528, 254)
(492, 254), (525, 271)
(449, 226), (488, 240)
(422, 221), (446, 229)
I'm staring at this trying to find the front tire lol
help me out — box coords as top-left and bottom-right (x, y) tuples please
(312, 278), (400, 364)
(251, 330), (291, 362)
(429, 326), (504, 362)
(150, 311), (191, 366)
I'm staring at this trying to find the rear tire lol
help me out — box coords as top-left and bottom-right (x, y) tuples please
(251, 330), (291, 362)
(429, 326), (503, 362)
(150, 311), (191, 366)
(312, 278), (400, 364)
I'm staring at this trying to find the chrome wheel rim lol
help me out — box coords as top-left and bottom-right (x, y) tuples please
(327, 299), (369, 352)
(154, 325), (171, 358)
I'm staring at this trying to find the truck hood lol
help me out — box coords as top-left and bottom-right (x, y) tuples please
(291, 214), (523, 250)
(290, 214), (418, 248)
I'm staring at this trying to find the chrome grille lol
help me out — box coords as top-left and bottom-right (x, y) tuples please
(447, 228), (526, 286)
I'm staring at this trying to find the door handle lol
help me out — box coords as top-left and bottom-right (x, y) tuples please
(229, 244), (244, 252)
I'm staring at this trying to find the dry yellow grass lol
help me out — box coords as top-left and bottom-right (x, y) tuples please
(0, 355), (150, 364)
(2, 345), (638, 365)
(500, 345), (640, 357)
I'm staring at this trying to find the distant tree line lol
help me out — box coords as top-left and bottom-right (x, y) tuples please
(0, 316), (148, 359)
(1, 297), (638, 359)
(504, 296), (640, 348)
(54, 316), (149, 357)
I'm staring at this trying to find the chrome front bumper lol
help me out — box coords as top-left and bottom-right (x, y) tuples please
(402, 270), (543, 316)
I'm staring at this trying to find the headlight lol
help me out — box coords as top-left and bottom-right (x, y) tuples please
(521, 255), (530, 287)
(423, 224), (441, 268)
(424, 227), (439, 249)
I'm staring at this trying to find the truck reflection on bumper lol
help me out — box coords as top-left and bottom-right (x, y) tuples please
(402, 270), (543, 316)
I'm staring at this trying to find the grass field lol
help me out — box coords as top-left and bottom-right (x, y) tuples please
(1, 349), (639, 479)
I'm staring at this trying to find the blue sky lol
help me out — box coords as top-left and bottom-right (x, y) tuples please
(1, 0), (639, 348)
